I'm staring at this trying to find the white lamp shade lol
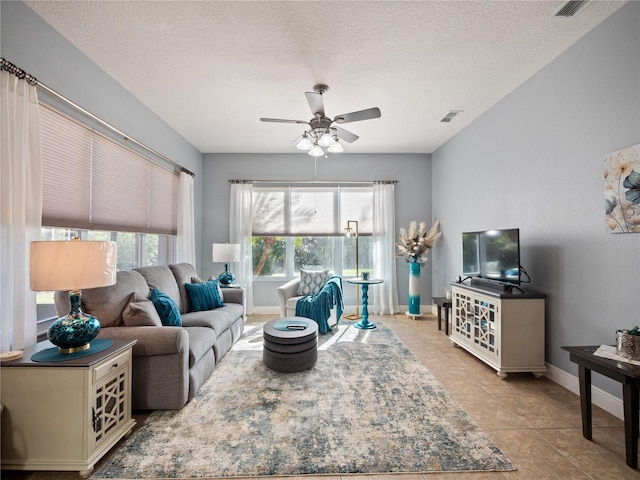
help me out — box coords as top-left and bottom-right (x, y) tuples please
(212, 243), (241, 263)
(30, 241), (117, 291)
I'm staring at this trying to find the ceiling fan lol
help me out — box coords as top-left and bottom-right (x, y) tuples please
(260, 84), (381, 157)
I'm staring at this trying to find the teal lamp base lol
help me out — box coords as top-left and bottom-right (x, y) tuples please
(218, 263), (235, 285)
(48, 291), (101, 354)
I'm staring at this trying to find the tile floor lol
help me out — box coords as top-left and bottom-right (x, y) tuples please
(382, 312), (639, 480)
(3, 312), (638, 480)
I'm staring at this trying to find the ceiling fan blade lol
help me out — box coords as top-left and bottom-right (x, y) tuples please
(334, 107), (381, 124)
(305, 92), (325, 117)
(335, 126), (359, 143)
(260, 117), (309, 124)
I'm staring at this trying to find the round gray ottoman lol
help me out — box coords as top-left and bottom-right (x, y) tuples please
(263, 317), (318, 373)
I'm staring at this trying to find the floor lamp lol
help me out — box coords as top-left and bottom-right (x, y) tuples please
(344, 220), (361, 320)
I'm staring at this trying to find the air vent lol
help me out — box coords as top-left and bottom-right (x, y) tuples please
(440, 110), (463, 123)
(554, 0), (590, 17)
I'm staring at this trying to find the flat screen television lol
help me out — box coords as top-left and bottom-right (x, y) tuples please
(462, 228), (520, 285)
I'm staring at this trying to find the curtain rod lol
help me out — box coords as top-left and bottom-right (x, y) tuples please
(1, 58), (195, 177)
(228, 180), (398, 184)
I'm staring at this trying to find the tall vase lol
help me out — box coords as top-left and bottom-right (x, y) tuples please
(408, 259), (421, 316)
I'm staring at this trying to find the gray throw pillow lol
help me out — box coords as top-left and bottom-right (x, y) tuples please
(122, 292), (163, 327)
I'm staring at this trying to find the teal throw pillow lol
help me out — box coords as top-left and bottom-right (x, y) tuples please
(192, 276), (224, 302)
(149, 288), (182, 327)
(185, 279), (224, 311)
(298, 269), (330, 296)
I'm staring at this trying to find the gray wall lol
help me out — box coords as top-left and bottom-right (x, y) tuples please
(1, 1), (205, 268)
(202, 153), (432, 309)
(431, 1), (640, 396)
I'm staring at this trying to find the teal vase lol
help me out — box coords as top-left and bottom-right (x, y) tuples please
(408, 259), (421, 315)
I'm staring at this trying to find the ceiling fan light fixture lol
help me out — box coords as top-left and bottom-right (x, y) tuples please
(327, 140), (344, 153)
(296, 134), (313, 151)
(318, 131), (333, 147)
(308, 143), (324, 157)
(260, 84), (380, 157)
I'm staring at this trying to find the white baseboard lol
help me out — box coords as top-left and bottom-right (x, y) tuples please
(544, 362), (623, 420)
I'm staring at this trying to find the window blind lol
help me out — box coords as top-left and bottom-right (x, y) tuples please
(39, 104), (178, 235)
(252, 185), (373, 236)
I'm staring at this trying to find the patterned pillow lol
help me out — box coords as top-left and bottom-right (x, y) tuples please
(149, 288), (182, 327)
(298, 269), (330, 296)
(185, 279), (224, 311)
(122, 292), (163, 327)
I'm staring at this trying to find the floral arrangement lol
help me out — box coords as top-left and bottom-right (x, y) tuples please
(396, 220), (442, 266)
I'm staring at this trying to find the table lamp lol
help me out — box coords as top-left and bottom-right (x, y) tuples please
(212, 243), (240, 285)
(30, 240), (117, 353)
(344, 220), (361, 320)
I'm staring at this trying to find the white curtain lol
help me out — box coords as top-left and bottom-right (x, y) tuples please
(176, 171), (196, 266)
(229, 182), (254, 315)
(0, 71), (42, 352)
(372, 182), (399, 314)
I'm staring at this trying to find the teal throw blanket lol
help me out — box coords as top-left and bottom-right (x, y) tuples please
(295, 275), (344, 334)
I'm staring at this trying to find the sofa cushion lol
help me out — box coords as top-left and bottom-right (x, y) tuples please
(298, 269), (329, 295)
(122, 293), (163, 327)
(150, 288), (182, 327)
(181, 303), (243, 337)
(184, 280), (224, 311)
(135, 265), (183, 312)
(169, 263), (199, 314)
(184, 326), (217, 368)
(286, 295), (305, 312)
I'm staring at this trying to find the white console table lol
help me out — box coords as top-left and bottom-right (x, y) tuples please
(450, 283), (546, 379)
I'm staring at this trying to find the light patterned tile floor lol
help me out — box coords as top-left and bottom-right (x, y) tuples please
(3, 312), (638, 479)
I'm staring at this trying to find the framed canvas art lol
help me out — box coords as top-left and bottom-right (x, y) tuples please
(605, 144), (640, 233)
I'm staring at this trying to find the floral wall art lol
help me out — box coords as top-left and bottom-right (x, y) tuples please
(605, 143), (640, 233)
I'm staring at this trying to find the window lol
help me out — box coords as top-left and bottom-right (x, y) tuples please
(35, 103), (179, 327)
(36, 227), (175, 326)
(252, 184), (373, 278)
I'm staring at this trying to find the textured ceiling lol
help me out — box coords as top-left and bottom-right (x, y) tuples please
(24, 1), (625, 154)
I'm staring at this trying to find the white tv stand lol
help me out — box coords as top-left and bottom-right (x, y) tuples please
(450, 283), (546, 379)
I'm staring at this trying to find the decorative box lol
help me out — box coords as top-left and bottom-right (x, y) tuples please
(616, 330), (640, 360)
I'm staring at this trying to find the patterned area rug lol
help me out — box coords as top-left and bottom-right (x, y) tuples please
(94, 322), (514, 478)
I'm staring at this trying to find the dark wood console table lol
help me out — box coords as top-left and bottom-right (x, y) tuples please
(562, 345), (640, 469)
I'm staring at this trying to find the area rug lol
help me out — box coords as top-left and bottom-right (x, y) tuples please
(93, 321), (515, 478)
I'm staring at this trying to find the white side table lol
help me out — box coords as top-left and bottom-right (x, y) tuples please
(1, 339), (137, 477)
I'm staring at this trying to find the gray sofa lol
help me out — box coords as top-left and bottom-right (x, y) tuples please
(54, 263), (244, 410)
